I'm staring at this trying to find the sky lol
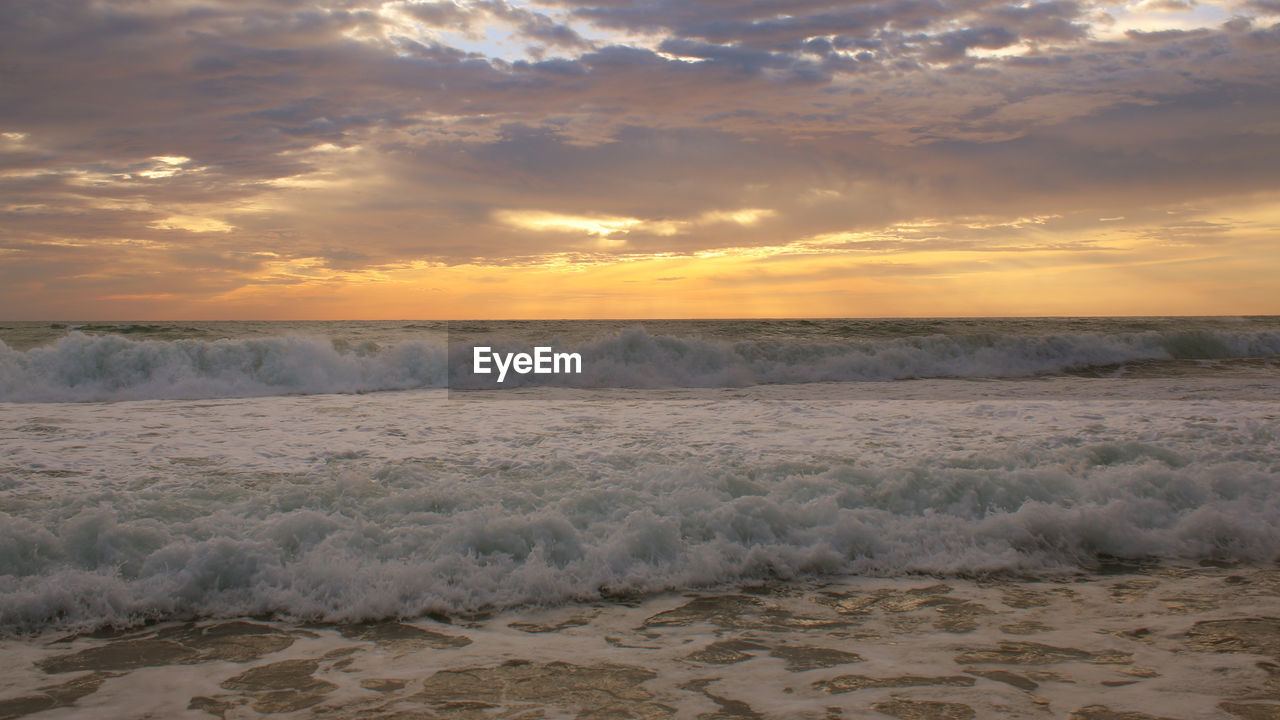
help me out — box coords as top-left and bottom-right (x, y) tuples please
(1, 0), (1278, 319)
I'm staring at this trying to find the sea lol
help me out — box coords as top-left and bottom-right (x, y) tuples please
(1, 317), (1278, 637)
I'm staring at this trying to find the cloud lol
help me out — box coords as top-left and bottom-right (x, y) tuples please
(0, 0), (1278, 316)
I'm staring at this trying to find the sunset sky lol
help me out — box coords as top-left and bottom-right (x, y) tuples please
(2, 0), (1278, 319)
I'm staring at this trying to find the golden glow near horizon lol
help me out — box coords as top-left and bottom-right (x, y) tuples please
(176, 193), (1279, 320)
(1, 0), (1278, 318)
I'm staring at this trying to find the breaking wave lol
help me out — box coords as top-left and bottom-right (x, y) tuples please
(2, 326), (1280, 401)
(0, 333), (448, 402)
(1, 439), (1276, 634)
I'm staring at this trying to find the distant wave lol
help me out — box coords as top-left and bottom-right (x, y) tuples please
(0, 333), (448, 402)
(462, 326), (1280, 388)
(3, 327), (1280, 401)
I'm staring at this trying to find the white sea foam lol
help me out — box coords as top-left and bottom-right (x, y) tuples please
(0, 332), (448, 402)
(1, 384), (1276, 634)
(3, 326), (1280, 401)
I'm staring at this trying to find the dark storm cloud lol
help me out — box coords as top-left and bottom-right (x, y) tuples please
(1, 0), (1279, 312)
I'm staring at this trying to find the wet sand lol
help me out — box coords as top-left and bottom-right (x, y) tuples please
(1, 565), (1278, 719)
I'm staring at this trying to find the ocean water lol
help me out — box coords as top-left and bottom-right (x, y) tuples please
(2, 317), (1280, 400)
(1, 318), (1278, 635)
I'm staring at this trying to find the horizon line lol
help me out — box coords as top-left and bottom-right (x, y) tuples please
(3, 314), (1278, 323)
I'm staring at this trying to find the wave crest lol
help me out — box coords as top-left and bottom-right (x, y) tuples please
(1, 442), (1276, 633)
(3, 326), (1279, 401)
(0, 332), (447, 402)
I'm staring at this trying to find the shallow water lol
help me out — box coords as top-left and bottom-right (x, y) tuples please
(0, 567), (1277, 719)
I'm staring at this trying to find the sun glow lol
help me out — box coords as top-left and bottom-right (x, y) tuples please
(149, 215), (235, 233)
